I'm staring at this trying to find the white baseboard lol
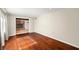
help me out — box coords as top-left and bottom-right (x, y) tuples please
(35, 32), (79, 48)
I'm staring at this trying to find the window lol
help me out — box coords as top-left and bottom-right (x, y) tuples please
(0, 16), (6, 46)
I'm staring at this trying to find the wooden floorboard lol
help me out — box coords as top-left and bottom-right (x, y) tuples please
(3, 32), (79, 50)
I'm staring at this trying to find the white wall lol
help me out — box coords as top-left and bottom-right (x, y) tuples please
(5, 15), (8, 40)
(7, 15), (16, 36)
(24, 20), (29, 30)
(34, 9), (79, 48)
(29, 18), (35, 32)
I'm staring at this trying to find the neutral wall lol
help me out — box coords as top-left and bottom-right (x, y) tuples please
(5, 15), (8, 40)
(34, 9), (79, 48)
(29, 18), (35, 32)
(7, 15), (16, 36)
(24, 20), (29, 30)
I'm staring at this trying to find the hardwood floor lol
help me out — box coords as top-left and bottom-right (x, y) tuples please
(3, 33), (79, 50)
(16, 28), (28, 34)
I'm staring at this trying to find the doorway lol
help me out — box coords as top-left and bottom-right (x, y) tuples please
(16, 18), (29, 35)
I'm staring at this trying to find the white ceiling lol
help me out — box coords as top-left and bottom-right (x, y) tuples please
(6, 8), (52, 18)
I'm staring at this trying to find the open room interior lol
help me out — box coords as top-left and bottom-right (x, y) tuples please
(16, 18), (29, 35)
(0, 8), (79, 50)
